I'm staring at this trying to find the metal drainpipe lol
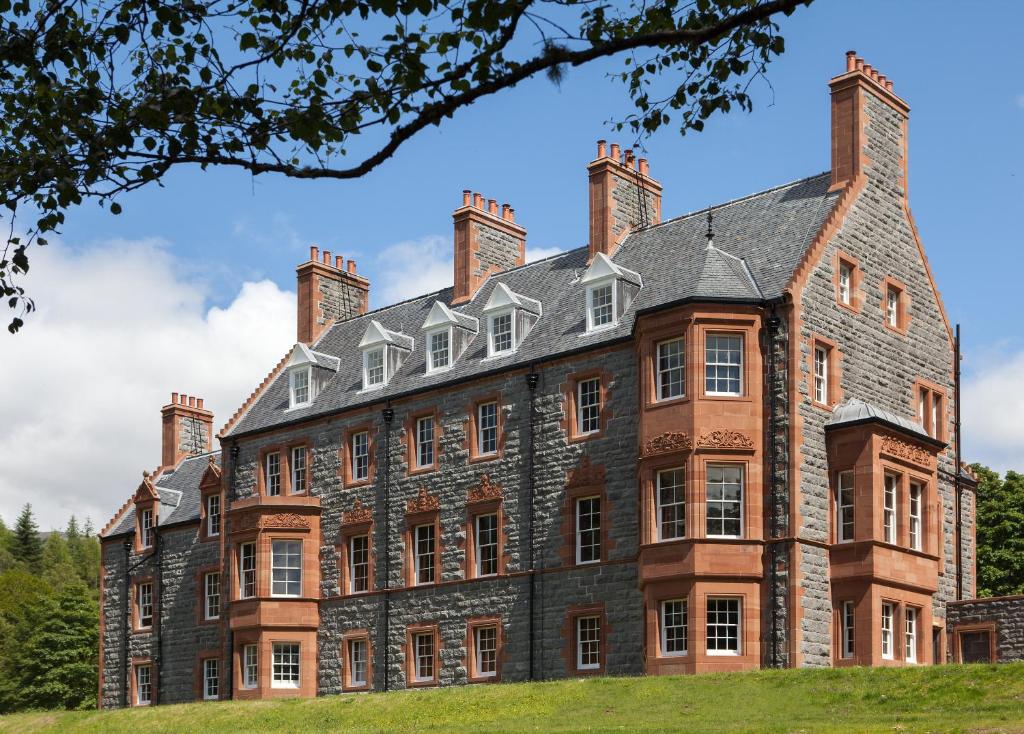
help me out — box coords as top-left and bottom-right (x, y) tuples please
(525, 369), (540, 680)
(226, 443), (240, 700)
(765, 312), (782, 669)
(153, 516), (162, 705)
(954, 324), (963, 600)
(381, 405), (395, 692)
(121, 538), (131, 708)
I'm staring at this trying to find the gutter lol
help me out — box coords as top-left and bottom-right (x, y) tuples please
(380, 405), (395, 691)
(765, 309), (782, 668)
(954, 324), (963, 600)
(525, 368), (540, 680)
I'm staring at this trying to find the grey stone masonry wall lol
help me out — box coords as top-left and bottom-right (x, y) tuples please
(610, 171), (657, 238)
(796, 87), (959, 664)
(471, 220), (522, 279)
(948, 596), (1024, 662)
(178, 415), (209, 455)
(99, 523), (221, 708)
(318, 275), (365, 331)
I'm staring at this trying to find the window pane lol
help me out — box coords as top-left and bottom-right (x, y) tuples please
(349, 639), (368, 685)
(138, 583), (153, 627)
(205, 572), (220, 620)
(292, 368), (309, 404)
(705, 335), (742, 395)
(475, 626), (498, 676)
(365, 348), (385, 386)
(577, 616), (601, 669)
(884, 474), (898, 544)
(350, 535), (369, 593)
(706, 465), (743, 537)
(416, 416), (435, 468)
(352, 432), (369, 481)
(657, 468), (686, 541)
(881, 603), (894, 658)
(478, 402), (498, 455)
(576, 497), (601, 564)
(271, 540), (302, 597)
(577, 378), (601, 434)
(272, 643), (300, 688)
(905, 608), (917, 662)
(661, 600), (688, 655)
(590, 284), (614, 328)
(814, 346), (828, 403)
(204, 658), (219, 700)
(838, 471), (854, 542)
(136, 665), (152, 705)
(243, 645), (258, 688)
(415, 525), (436, 584)
(430, 330), (450, 370)
(291, 447), (306, 493)
(240, 542), (256, 598)
(909, 483), (922, 551)
(491, 313), (513, 353)
(839, 264), (852, 304)
(476, 514), (498, 577)
(266, 452), (281, 496)
(207, 494), (221, 536)
(842, 601), (855, 659)
(657, 338), (685, 399)
(706, 598), (740, 654)
(415, 633), (435, 680)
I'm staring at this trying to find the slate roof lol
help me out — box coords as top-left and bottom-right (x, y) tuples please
(226, 172), (839, 437)
(825, 398), (939, 444)
(105, 452), (219, 538)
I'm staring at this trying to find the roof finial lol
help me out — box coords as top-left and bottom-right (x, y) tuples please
(705, 210), (714, 249)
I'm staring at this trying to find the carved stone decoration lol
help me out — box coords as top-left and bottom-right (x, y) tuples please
(260, 513), (310, 529)
(641, 431), (692, 457)
(696, 430), (755, 451)
(880, 436), (932, 468)
(468, 474), (503, 504)
(566, 455), (605, 489)
(343, 499), (373, 525)
(406, 486), (440, 514)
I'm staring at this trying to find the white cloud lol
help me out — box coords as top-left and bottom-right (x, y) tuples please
(526, 245), (564, 263)
(962, 348), (1024, 473)
(373, 235), (454, 306)
(0, 239), (294, 530)
(1016, 94), (1024, 109)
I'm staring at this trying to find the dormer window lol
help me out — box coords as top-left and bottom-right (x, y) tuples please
(580, 253), (641, 333)
(359, 320), (413, 390)
(421, 301), (478, 374)
(482, 283), (540, 359)
(429, 331), (449, 371)
(140, 508), (154, 549)
(283, 343), (337, 410)
(290, 367), (311, 407)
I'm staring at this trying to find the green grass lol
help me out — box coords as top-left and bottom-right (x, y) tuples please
(3, 664), (1024, 734)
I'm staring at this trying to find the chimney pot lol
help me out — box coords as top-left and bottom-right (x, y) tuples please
(462, 189), (471, 207)
(171, 392), (178, 404)
(473, 193), (484, 209)
(335, 255), (344, 270)
(855, 57), (864, 71)
(502, 203), (512, 220)
(322, 250), (331, 265)
(309, 245), (319, 262)
(639, 158), (649, 176)
(597, 140), (607, 158)
(862, 63), (873, 77)
(845, 50), (857, 72)
(885, 79), (894, 91)
(180, 393), (188, 405)
(625, 149), (635, 168)
(509, 208), (515, 222)
(488, 199), (498, 215)
(188, 396), (196, 408)
(161, 389), (214, 467)
(347, 259), (356, 274)
(197, 398), (204, 409)
(610, 143), (620, 161)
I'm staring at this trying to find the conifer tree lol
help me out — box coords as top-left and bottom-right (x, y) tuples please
(12, 505), (42, 573)
(0, 518), (15, 572)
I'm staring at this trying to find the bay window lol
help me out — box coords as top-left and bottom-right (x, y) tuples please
(239, 542), (256, 599)
(656, 467), (686, 541)
(705, 334), (742, 396)
(706, 598), (741, 655)
(661, 599), (687, 656)
(706, 464), (743, 538)
(657, 338), (685, 400)
(271, 540), (302, 597)
(272, 643), (300, 689)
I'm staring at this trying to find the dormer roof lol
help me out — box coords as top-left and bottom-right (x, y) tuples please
(358, 320), (414, 351)
(580, 252), (642, 287)
(421, 301), (479, 332)
(286, 342), (340, 372)
(693, 244), (763, 300)
(482, 282), (541, 316)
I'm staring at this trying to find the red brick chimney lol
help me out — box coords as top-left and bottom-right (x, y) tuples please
(296, 246), (370, 344)
(452, 190), (526, 305)
(587, 141), (661, 262)
(829, 50), (909, 191)
(161, 392), (214, 468)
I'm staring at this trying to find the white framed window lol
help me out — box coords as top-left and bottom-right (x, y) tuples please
(204, 572), (220, 620)
(881, 602), (894, 660)
(271, 540), (302, 597)
(488, 311), (514, 356)
(289, 366), (311, 408)
(575, 496), (601, 565)
(839, 262), (852, 305)
(203, 658), (219, 700)
(932, 394), (941, 438)
(239, 542), (257, 599)
(886, 287), (900, 327)
(414, 632), (435, 682)
(705, 334), (743, 396)
(140, 508), (154, 549)
(656, 467), (686, 541)
(577, 377), (601, 435)
(842, 601), (855, 659)
(242, 644), (258, 689)
(657, 338), (685, 400)
(474, 626), (498, 677)
(814, 346), (828, 404)
(348, 638), (368, 686)
(272, 643), (300, 689)
(883, 474), (898, 544)
(909, 482), (923, 551)
(206, 494), (221, 537)
(363, 346), (385, 388)
(475, 513), (498, 577)
(477, 402), (498, 455)
(706, 598), (741, 655)
(414, 524), (436, 585)
(576, 616), (601, 670)
(290, 447), (307, 494)
(905, 607), (918, 663)
(265, 452), (281, 496)
(661, 599), (688, 656)
(428, 329), (451, 372)
(918, 389), (926, 424)
(135, 664), (152, 705)
(706, 464), (743, 538)
(137, 582), (153, 628)
(351, 431), (369, 481)
(837, 471), (854, 543)
(586, 282), (615, 331)
(349, 535), (370, 594)
(415, 416), (435, 468)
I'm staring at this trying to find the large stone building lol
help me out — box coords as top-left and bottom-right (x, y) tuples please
(98, 52), (983, 708)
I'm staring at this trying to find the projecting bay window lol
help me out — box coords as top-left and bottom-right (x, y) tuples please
(575, 496), (601, 565)
(204, 572), (220, 620)
(905, 607), (918, 663)
(660, 600), (688, 657)
(349, 535), (370, 594)
(475, 513), (499, 577)
(203, 658), (219, 701)
(706, 464), (743, 538)
(705, 334), (743, 396)
(206, 494), (220, 537)
(477, 402), (498, 456)
(414, 524), (436, 585)
(881, 602), (895, 660)
(576, 616), (601, 670)
(657, 337), (685, 400)
(271, 540), (302, 597)
(272, 643), (300, 689)
(265, 452), (282, 496)
(242, 645), (258, 689)
(706, 598), (741, 656)
(656, 467), (685, 541)
(415, 415), (435, 469)
(883, 474), (898, 545)
(909, 482), (923, 551)
(351, 431), (369, 482)
(239, 542), (257, 599)
(836, 471), (854, 543)
(841, 601), (855, 660)
(290, 446), (307, 494)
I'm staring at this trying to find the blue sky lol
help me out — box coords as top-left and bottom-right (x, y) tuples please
(3, 0), (1023, 528)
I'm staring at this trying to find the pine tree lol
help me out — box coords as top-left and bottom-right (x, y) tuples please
(0, 569), (50, 713)
(41, 533), (76, 589)
(77, 519), (101, 592)
(0, 517), (15, 572)
(12, 505), (43, 573)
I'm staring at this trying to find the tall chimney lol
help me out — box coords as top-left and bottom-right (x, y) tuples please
(452, 190), (526, 305)
(829, 50), (909, 191)
(587, 140), (662, 262)
(296, 246), (370, 344)
(161, 392), (214, 468)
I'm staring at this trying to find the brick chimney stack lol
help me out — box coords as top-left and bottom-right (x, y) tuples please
(296, 246), (370, 344)
(587, 140), (662, 262)
(452, 190), (526, 305)
(829, 50), (909, 191)
(161, 392), (214, 468)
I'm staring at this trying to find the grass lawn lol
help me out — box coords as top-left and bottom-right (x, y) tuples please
(2, 663), (1023, 733)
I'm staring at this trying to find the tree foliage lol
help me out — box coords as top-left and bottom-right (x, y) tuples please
(12, 504), (43, 572)
(973, 464), (1024, 598)
(0, 0), (811, 332)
